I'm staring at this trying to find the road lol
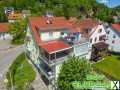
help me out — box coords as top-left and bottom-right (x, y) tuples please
(0, 40), (25, 90)
(0, 40), (49, 90)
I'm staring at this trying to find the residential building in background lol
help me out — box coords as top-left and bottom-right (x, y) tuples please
(106, 23), (120, 52)
(0, 23), (12, 40)
(4, 7), (14, 16)
(8, 13), (23, 23)
(22, 10), (31, 18)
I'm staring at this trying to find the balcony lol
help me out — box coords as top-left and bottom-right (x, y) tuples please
(60, 33), (89, 46)
(40, 49), (72, 66)
(39, 59), (54, 80)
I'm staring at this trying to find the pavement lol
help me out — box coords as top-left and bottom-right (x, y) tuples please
(0, 39), (25, 90)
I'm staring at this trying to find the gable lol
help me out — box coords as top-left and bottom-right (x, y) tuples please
(90, 25), (106, 38)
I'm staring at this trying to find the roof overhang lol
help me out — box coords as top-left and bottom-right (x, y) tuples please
(40, 40), (72, 54)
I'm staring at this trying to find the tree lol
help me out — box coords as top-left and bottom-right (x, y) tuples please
(57, 56), (91, 90)
(9, 19), (27, 44)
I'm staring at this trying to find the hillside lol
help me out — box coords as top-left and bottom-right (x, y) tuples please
(0, 0), (117, 23)
(114, 5), (120, 12)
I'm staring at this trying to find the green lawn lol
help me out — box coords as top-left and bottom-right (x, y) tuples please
(93, 55), (120, 80)
(6, 53), (36, 90)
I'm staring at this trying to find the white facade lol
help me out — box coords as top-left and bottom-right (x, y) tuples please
(0, 33), (12, 40)
(8, 20), (16, 23)
(41, 31), (61, 41)
(90, 24), (106, 46)
(105, 27), (120, 52)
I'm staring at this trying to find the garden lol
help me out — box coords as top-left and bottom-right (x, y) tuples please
(93, 55), (120, 80)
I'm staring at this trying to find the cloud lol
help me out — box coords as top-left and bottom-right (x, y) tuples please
(98, 0), (109, 4)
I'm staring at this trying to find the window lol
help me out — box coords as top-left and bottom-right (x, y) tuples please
(112, 40), (115, 44)
(98, 29), (102, 33)
(90, 39), (92, 43)
(113, 35), (116, 38)
(99, 35), (106, 41)
(107, 31), (110, 34)
(99, 36), (102, 41)
(49, 32), (53, 40)
(95, 37), (97, 42)
(61, 32), (64, 35)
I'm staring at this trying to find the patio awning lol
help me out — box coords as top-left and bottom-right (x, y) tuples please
(93, 42), (109, 50)
(40, 40), (72, 54)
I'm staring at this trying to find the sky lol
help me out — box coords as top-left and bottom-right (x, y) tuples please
(97, 0), (120, 8)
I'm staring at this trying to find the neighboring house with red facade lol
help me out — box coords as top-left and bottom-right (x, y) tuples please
(25, 16), (108, 88)
(106, 23), (120, 52)
(0, 23), (12, 40)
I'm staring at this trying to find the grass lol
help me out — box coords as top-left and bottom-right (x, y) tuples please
(93, 55), (120, 80)
(6, 53), (36, 90)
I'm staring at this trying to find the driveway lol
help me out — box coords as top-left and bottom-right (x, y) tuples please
(0, 39), (25, 90)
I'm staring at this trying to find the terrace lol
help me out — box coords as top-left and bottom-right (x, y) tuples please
(40, 40), (73, 65)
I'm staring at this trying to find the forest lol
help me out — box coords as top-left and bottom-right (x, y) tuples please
(0, 0), (119, 23)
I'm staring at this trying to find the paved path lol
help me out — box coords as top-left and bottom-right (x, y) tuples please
(0, 40), (25, 90)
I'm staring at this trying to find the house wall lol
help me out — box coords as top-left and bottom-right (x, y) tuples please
(26, 25), (40, 65)
(41, 31), (61, 41)
(105, 27), (120, 52)
(8, 20), (15, 23)
(0, 33), (12, 40)
(90, 25), (106, 46)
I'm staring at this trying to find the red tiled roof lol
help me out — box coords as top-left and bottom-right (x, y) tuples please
(0, 23), (9, 33)
(28, 16), (99, 52)
(29, 16), (73, 30)
(112, 23), (120, 32)
(40, 40), (71, 54)
(76, 18), (99, 32)
(29, 16), (74, 44)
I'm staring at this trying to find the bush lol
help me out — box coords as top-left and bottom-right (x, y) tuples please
(57, 56), (91, 90)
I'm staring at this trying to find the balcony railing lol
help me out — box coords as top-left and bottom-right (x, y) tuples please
(40, 53), (70, 66)
(39, 59), (54, 80)
(60, 36), (88, 46)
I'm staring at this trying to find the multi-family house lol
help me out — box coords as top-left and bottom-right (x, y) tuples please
(26, 16), (108, 88)
(74, 19), (108, 61)
(26, 16), (91, 87)
(74, 19), (107, 46)
(106, 23), (120, 52)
